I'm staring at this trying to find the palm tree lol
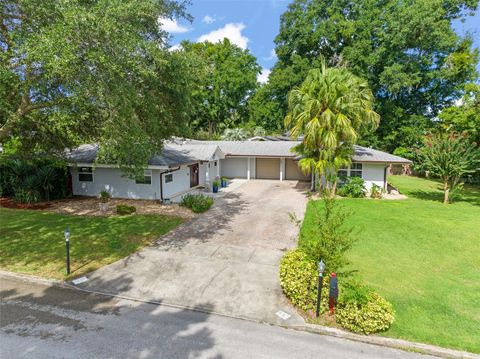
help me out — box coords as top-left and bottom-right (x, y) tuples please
(285, 61), (379, 193)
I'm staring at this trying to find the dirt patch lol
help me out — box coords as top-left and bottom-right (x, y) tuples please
(3, 196), (195, 219)
(0, 197), (51, 210)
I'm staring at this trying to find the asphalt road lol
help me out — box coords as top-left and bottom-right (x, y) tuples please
(0, 275), (433, 359)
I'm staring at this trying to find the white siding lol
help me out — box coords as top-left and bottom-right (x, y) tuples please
(71, 167), (161, 200)
(248, 157), (256, 179)
(362, 163), (387, 191)
(221, 157), (248, 178)
(161, 165), (191, 201)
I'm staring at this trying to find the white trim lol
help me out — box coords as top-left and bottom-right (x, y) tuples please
(69, 163), (170, 170)
(135, 169), (153, 185)
(247, 157), (251, 180)
(280, 158), (285, 181)
(338, 163), (363, 179)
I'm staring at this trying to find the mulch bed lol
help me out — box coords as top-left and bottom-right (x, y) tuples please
(0, 197), (51, 210)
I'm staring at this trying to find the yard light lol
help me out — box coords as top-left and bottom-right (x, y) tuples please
(316, 259), (325, 318)
(64, 227), (71, 275)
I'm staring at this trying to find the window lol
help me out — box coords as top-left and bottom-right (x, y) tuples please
(135, 170), (152, 184)
(337, 168), (348, 178)
(350, 163), (363, 178)
(337, 163), (363, 180)
(78, 167), (93, 182)
(165, 173), (173, 183)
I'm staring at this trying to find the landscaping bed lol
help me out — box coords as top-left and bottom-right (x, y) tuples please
(18, 196), (196, 219)
(300, 175), (480, 353)
(0, 208), (183, 280)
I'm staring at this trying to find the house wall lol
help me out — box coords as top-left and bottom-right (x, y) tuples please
(161, 165), (192, 201)
(70, 167), (161, 200)
(362, 163), (387, 191)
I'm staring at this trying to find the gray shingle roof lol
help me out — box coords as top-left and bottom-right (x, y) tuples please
(66, 140), (411, 167)
(66, 143), (222, 167)
(352, 145), (412, 164)
(188, 140), (298, 157)
(187, 140), (410, 163)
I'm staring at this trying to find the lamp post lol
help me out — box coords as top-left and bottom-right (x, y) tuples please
(64, 227), (70, 275)
(316, 259), (325, 318)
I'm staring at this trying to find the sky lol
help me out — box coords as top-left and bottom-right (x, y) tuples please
(162, 0), (480, 83)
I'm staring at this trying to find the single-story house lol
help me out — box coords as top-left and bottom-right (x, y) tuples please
(67, 139), (411, 202)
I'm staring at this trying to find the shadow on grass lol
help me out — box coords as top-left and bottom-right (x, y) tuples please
(0, 274), (222, 358)
(408, 182), (480, 206)
(0, 209), (183, 279)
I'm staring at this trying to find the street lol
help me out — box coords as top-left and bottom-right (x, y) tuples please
(0, 275), (434, 359)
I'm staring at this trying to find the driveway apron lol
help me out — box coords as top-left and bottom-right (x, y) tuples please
(76, 180), (309, 325)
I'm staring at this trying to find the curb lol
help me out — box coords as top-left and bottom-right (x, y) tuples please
(298, 324), (479, 359)
(1, 270), (478, 359)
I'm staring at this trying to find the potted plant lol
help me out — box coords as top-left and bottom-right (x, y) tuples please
(212, 180), (220, 193)
(221, 177), (228, 188)
(99, 190), (111, 213)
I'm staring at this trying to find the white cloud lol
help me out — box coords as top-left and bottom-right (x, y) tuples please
(169, 43), (182, 51)
(202, 15), (216, 24)
(197, 23), (249, 49)
(158, 17), (190, 34)
(263, 49), (277, 61)
(258, 68), (271, 84)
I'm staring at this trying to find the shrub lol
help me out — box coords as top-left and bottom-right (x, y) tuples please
(337, 177), (366, 198)
(116, 204), (136, 215)
(370, 184), (383, 199)
(100, 190), (111, 203)
(180, 193), (214, 213)
(336, 290), (395, 334)
(0, 158), (68, 201)
(280, 250), (395, 334)
(279, 249), (329, 313)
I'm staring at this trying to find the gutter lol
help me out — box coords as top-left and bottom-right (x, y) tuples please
(159, 166), (181, 203)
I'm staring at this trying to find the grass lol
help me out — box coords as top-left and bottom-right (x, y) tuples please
(300, 176), (480, 353)
(0, 208), (183, 280)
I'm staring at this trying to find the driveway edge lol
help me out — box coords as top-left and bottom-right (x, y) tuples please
(2, 270), (478, 359)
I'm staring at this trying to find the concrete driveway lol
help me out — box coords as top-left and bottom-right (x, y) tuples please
(76, 180), (309, 325)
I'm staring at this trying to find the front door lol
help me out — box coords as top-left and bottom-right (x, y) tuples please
(189, 163), (199, 188)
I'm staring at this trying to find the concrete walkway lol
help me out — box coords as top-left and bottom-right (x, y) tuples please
(76, 180), (310, 326)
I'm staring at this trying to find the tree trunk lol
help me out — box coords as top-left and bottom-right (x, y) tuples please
(443, 181), (449, 205)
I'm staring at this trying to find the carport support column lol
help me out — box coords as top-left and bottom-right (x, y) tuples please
(280, 158), (285, 181)
(247, 157), (251, 180)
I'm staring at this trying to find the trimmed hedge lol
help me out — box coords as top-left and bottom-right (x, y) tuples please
(279, 249), (329, 313)
(336, 292), (395, 334)
(116, 204), (136, 215)
(279, 249), (395, 334)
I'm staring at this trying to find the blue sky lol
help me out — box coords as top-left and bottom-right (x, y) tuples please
(162, 0), (480, 82)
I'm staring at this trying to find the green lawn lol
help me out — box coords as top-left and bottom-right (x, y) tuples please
(0, 208), (183, 280)
(301, 176), (480, 353)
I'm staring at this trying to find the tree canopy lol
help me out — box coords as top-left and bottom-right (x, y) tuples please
(1, 0), (192, 173)
(249, 0), (479, 152)
(438, 83), (480, 144)
(180, 39), (261, 136)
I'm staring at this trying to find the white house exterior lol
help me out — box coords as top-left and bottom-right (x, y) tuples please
(67, 140), (411, 202)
